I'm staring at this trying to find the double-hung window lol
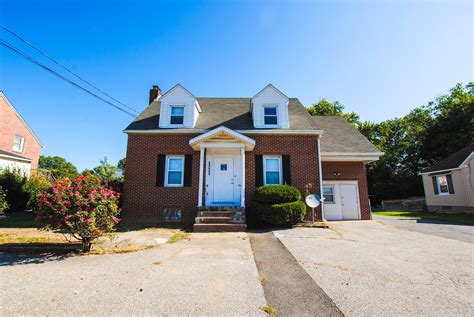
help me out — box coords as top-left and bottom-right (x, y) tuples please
(170, 106), (184, 125)
(436, 175), (449, 195)
(264, 106), (278, 125)
(165, 155), (184, 187)
(263, 156), (282, 185)
(323, 185), (335, 203)
(12, 135), (25, 153)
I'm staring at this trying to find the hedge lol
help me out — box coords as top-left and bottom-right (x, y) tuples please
(252, 184), (301, 204)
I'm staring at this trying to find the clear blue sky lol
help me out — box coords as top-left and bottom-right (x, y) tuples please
(0, 0), (472, 171)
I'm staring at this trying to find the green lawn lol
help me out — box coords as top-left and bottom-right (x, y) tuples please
(0, 212), (37, 228)
(372, 210), (474, 226)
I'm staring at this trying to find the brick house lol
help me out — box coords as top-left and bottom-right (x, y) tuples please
(0, 92), (42, 176)
(122, 84), (382, 230)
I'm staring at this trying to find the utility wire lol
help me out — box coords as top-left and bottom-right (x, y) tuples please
(0, 24), (139, 114)
(0, 39), (136, 117)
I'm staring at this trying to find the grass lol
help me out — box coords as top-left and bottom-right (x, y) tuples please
(373, 210), (474, 226)
(260, 305), (277, 315)
(152, 260), (161, 265)
(167, 231), (190, 244)
(0, 233), (53, 244)
(258, 275), (266, 284)
(0, 212), (37, 228)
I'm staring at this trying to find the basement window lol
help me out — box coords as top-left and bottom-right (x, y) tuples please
(163, 208), (182, 222)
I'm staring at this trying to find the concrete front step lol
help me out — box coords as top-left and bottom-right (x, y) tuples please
(195, 216), (233, 224)
(197, 211), (235, 218)
(193, 223), (247, 232)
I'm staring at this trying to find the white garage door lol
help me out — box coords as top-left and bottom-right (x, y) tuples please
(322, 181), (361, 221)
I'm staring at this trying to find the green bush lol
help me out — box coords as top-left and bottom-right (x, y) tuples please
(252, 184), (301, 204)
(0, 169), (28, 212)
(247, 185), (306, 227)
(23, 173), (52, 210)
(0, 187), (9, 213)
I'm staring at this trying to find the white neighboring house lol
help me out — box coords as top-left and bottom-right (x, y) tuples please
(0, 92), (43, 177)
(421, 144), (474, 214)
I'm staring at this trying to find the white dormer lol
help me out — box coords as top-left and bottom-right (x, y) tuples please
(158, 84), (202, 128)
(251, 84), (289, 129)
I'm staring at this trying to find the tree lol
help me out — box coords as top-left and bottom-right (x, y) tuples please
(38, 156), (79, 180)
(307, 99), (360, 126)
(91, 157), (119, 183)
(34, 175), (121, 251)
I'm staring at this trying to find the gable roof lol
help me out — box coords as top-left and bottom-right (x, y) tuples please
(125, 97), (319, 132)
(0, 92), (43, 147)
(424, 143), (474, 173)
(252, 84), (289, 101)
(312, 116), (381, 154)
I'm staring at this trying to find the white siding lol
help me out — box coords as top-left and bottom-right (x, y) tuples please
(252, 85), (289, 129)
(158, 85), (199, 128)
(0, 157), (31, 177)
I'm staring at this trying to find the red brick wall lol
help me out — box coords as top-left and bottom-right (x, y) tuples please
(0, 95), (42, 169)
(122, 134), (321, 225)
(322, 161), (371, 220)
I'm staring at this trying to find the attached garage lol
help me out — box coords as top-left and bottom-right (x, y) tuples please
(323, 181), (361, 220)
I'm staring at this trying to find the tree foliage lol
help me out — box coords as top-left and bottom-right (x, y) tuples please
(308, 83), (473, 203)
(38, 156), (79, 180)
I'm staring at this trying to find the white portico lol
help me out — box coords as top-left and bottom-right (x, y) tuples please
(189, 126), (255, 208)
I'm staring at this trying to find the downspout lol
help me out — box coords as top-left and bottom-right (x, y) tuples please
(317, 136), (325, 221)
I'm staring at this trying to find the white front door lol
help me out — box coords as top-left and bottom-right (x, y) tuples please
(213, 156), (235, 204)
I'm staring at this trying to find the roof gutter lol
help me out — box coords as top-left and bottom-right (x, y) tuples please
(124, 129), (324, 135)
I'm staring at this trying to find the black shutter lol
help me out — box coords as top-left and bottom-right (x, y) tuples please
(255, 154), (263, 187)
(156, 155), (166, 187)
(282, 155), (291, 185)
(432, 176), (439, 195)
(446, 174), (455, 194)
(184, 154), (193, 187)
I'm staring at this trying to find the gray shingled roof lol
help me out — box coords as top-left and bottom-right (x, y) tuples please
(125, 98), (318, 131)
(425, 143), (473, 173)
(312, 116), (380, 153)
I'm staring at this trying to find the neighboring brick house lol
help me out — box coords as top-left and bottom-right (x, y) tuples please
(0, 92), (42, 176)
(123, 84), (382, 230)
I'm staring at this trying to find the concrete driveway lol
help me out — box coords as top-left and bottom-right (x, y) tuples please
(373, 214), (474, 243)
(0, 232), (266, 316)
(276, 221), (474, 316)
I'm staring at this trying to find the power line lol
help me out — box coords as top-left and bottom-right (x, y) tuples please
(0, 39), (136, 117)
(0, 24), (139, 114)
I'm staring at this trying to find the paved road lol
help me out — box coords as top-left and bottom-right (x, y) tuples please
(373, 214), (474, 243)
(249, 231), (342, 317)
(276, 221), (474, 316)
(0, 232), (266, 316)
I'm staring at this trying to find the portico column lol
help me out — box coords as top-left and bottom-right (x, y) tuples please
(197, 147), (205, 207)
(240, 147), (245, 207)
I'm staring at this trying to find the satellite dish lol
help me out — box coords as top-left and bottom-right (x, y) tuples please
(305, 194), (320, 208)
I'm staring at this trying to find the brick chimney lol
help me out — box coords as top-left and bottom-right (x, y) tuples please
(149, 85), (161, 104)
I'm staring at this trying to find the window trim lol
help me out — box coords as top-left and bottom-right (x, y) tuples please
(164, 155), (185, 187)
(170, 105), (185, 126)
(323, 185), (335, 204)
(263, 105), (279, 127)
(263, 155), (282, 185)
(436, 175), (450, 195)
(12, 135), (25, 153)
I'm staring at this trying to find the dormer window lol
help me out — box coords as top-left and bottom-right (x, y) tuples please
(170, 106), (184, 125)
(264, 106), (278, 125)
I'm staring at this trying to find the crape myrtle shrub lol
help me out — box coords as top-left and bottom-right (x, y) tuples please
(34, 175), (121, 251)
